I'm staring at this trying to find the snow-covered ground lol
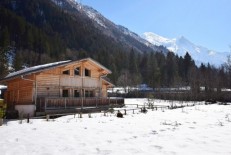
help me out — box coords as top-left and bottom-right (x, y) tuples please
(1, 99), (231, 155)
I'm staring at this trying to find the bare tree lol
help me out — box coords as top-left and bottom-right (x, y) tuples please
(117, 70), (132, 93)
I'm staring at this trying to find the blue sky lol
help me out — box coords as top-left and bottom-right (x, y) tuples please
(81, 0), (231, 53)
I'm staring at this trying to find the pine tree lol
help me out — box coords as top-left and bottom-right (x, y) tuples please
(225, 55), (231, 88)
(12, 50), (24, 71)
(166, 52), (178, 86)
(183, 52), (194, 85)
(155, 52), (166, 87)
(0, 48), (9, 79)
(129, 48), (138, 74)
(147, 52), (160, 88)
(0, 27), (10, 78)
(0, 27), (10, 48)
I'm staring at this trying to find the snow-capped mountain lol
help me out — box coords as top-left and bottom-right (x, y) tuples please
(143, 32), (229, 66)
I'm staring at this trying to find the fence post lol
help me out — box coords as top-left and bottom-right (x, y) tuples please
(95, 98), (97, 107)
(39, 98), (41, 112)
(0, 118), (3, 126)
(46, 114), (50, 121)
(19, 113), (23, 124)
(27, 113), (30, 123)
(45, 98), (47, 111)
(79, 112), (82, 118)
(65, 98), (66, 109)
(124, 109), (127, 115)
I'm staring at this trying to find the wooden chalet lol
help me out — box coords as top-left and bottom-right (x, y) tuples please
(0, 58), (124, 116)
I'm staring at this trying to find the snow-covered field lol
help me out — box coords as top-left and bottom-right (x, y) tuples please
(1, 99), (231, 155)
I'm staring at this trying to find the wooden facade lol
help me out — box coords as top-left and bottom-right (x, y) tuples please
(0, 58), (124, 116)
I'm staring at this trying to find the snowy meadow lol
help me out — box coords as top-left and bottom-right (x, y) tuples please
(1, 99), (231, 155)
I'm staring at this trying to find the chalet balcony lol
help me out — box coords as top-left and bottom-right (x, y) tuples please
(36, 97), (124, 113)
(60, 76), (100, 88)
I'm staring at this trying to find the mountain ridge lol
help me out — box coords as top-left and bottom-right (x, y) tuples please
(51, 0), (166, 53)
(143, 32), (229, 66)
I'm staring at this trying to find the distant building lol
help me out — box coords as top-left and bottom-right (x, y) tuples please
(0, 58), (124, 116)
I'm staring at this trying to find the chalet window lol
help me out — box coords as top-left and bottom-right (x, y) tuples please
(62, 89), (69, 97)
(74, 90), (80, 97)
(62, 70), (70, 75)
(74, 67), (80, 76)
(85, 90), (94, 97)
(85, 68), (91, 77)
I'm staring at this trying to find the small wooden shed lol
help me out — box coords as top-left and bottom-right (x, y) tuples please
(0, 58), (124, 116)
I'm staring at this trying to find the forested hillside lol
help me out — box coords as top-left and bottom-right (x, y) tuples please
(0, 0), (231, 101)
(0, 0), (129, 67)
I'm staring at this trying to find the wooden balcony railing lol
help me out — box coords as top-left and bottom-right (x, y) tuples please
(60, 77), (100, 88)
(36, 97), (124, 112)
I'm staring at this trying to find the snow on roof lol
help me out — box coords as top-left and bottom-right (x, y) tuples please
(5, 60), (71, 79)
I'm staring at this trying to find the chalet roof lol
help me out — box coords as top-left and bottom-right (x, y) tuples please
(0, 58), (112, 82)
(5, 60), (71, 79)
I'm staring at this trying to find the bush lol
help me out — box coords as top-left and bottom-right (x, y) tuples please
(141, 107), (148, 113)
(6, 110), (19, 119)
(205, 99), (217, 105)
(108, 108), (114, 113)
(117, 111), (123, 118)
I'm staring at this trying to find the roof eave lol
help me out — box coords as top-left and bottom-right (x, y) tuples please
(83, 58), (112, 74)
